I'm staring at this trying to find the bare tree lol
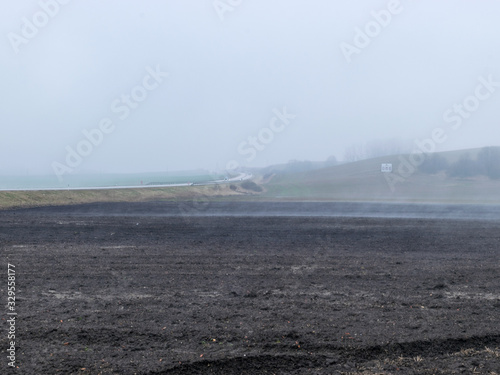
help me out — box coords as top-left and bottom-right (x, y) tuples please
(343, 143), (366, 162)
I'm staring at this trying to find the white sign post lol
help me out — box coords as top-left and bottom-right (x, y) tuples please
(381, 163), (393, 173)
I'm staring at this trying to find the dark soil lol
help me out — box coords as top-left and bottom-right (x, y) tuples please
(1, 202), (499, 374)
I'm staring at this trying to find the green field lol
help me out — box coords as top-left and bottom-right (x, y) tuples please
(0, 183), (243, 210)
(261, 148), (500, 203)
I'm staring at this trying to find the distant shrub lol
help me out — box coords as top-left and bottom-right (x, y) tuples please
(240, 180), (263, 192)
(229, 184), (237, 191)
(325, 155), (338, 166)
(447, 154), (481, 178)
(477, 146), (500, 179)
(263, 173), (274, 180)
(419, 153), (449, 174)
(423, 147), (500, 179)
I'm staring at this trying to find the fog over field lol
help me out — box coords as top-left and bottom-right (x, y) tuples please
(13, 201), (500, 221)
(2, 0), (500, 184)
(2, 4), (500, 374)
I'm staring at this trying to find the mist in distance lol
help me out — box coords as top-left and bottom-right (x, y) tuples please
(2, 0), (500, 178)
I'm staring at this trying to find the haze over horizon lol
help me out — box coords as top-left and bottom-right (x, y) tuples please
(2, 0), (500, 178)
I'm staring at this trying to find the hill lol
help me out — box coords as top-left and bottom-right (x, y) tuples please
(260, 148), (500, 203)
(1, 148), (499, 209)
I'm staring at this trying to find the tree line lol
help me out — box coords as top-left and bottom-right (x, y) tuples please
(419, 147), (500, 179)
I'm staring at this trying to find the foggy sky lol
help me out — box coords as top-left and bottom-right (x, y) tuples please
(2, 0), (500, 176)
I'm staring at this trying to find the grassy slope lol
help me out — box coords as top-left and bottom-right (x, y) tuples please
(262, 149), (500, 203)
(0, 184), (242, 210)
